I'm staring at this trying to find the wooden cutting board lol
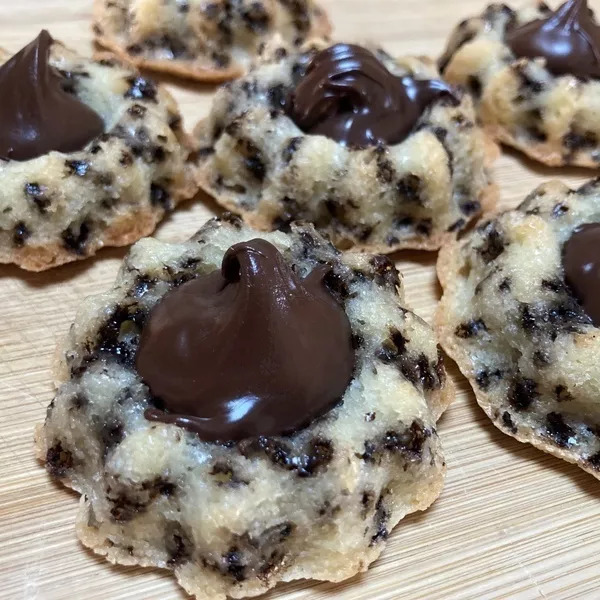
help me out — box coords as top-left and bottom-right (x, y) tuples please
(1, 1), (599, 598)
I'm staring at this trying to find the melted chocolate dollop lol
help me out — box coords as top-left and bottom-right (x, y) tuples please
(285, 43), (458, 148)
(563, 223), (600, 326)
(506, 0), (600, 79)
(0, 30), (104, 162)
(136, 239), (354, 442)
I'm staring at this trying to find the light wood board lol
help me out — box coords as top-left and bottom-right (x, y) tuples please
(1, 1), (599, 599)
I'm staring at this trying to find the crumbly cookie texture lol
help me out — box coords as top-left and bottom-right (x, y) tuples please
(93, 0), (331, 82)
(437, 179), (600, 478)
(440, 2), (600, 168)
(36, 215), (453, 600)
(0, 42), (194, 272)
(194, 38), (496, 253)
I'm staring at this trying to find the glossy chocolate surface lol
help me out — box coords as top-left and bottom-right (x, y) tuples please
(563, 222), (600, 326)
(506, 0), (600, 79)
(137, 239), (354, 442)
(285, 43), (458, 147)
(0, 30), (104, 161)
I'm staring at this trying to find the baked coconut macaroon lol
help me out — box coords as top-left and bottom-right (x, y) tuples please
(439, 0), (600, 168)
(437, 178), (600, 478)
(0, 31), (193, 271)
(194, 39), (496, 253)
(36, 214), (453, 600)
(93, 0), (331, 82)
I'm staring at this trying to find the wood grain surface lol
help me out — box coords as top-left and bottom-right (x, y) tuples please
(1, 1), (599, 599)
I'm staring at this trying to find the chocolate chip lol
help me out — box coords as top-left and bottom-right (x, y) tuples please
(272, 196), (301, 231)
(297, 438), (334, 477)
(350, 334), (364, 351)
(119, 150), (134, 166)
(109, 494), (146, 522)
(282, 137), (302, 163)
(322, 269), (350, 301)
(397, 174), (422, 204)
(317, 501), (341, 518)
(519, 300), (591, 339)
(210, 462), (248, 486)
(467, 75), (482, 98)
(533, 350), (550, 367)
(376, 154), (395, 184)
(126, 44), (143, 55)
(221, 212), (243, 229)
(150, 183), (172, 209)
(477, 222), (505, 263)
(370, 255), (400, 289)
(241, 2), (270, 32)
(245, 436), (334, 477)
(545, 412), (575, 447)
(515, 66), (544, 94)
(224, 119), (241, 137)
(156, 479), (176, 497)
(416, 219), (433, 236)
(475, 368), (503, 390)
(235, 138), (266, 181)
(432, 126), (448, 142)
(448, 218), (466, 232)
(555, 384), (573, 402)
(499, 278), (511, 292)
(564, 130), (597, 152)
(127, 103), (148, 119)
(224, 548), (246, 582)
(267, 84), (287, 109)
(24, 182), (50, 213)
(168, 114), (182, 131)
(376, 328), (408, 363)
(166, 526), (193, 567)
(509, 377), (538, 411)
(158, 34), (187, 58)
(455, 319), (487, 338)
(65, 159), (90, 177)
(370, 494), (390, 546)
(71, 394), (88, 409)
(361, 490), (375, 518)
(527, 125), (547, 142)
(435, 347), (446, 387)
(460, 200), (481, 215)
(13, 222), (30, 247)
(541, 279), (564, 292)
(501, 411), (518, 434)
(382, 420), (429, 458)
(62, 222), (90, 254)
(587, 451), (600, 469)
(46, 441), (73, 477)
(94, 304), (147, 365)
(520, 304), (537, 332)
(125, 76), (158, 102)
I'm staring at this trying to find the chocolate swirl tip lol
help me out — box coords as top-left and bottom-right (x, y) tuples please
(137, 239), (355, 442)
(285, 43), (458, 148)
(0, 30), (104, 162)
(506, 0), (600, 79)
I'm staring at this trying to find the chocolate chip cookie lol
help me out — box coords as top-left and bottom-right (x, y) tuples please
(437, 178), (600, 478)
(194, 39), (496, 253)
(93, 0), (331, 82)
(440, 1), (600, 167)
(36, 214), (453, 600)
(0, 32), (193, 271)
